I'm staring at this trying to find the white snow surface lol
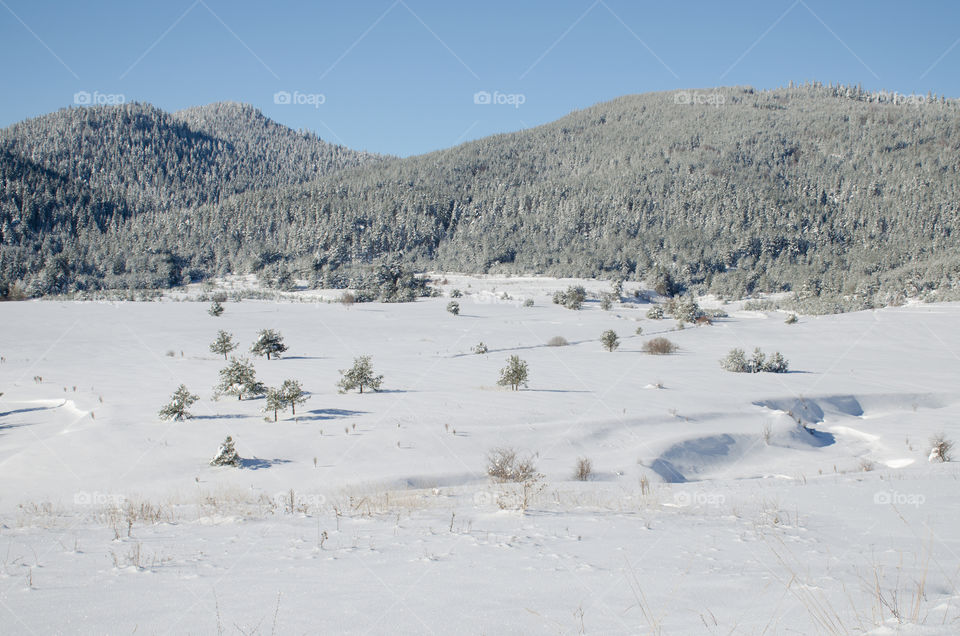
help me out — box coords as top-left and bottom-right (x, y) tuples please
(1, 277), (959, 634)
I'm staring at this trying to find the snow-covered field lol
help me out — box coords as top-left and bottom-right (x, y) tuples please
(1, 277), (959, 634)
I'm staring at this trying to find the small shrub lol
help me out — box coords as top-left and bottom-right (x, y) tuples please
(646, 306), (664, 320)
(208, 300), (224, 317)
(601, 329), (619, 352)
(929, 434), (953, 462)
(210, 436), (240, 467)
(472, 342), (488, 354)
(785, 313), (799, 324)
(764, 352), (789, 373)
(523, 298), (534, 307)
(552, 285), (587, 310)
(749, 348), (766, 373)
(339, 292), (356, 306)
(487, 447), (539, 483)
(446, 301), (460, 316)
(635, 326), (643, 335)
(450, 289), (463, 298)
(720, 348), (749, 372)
(643, 337), (677, 355)
(158, 385), (199, 421)
(546, 336), (568, 347)
(574, 457), (592, 481)
(600, 293), (614, 311)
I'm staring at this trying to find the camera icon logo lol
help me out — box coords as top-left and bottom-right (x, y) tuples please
(274, 90), (292, 105)
(473, 91), (491, 105)
(74, 91), (92, 105)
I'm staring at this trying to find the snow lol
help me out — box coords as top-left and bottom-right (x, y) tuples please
(1, 277), (959, 633)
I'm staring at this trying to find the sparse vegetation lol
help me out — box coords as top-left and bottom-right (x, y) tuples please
(446, 301), (460, 316)
(574, 457), (593, 481)
(486, 447), (539, 483)
(929, 434), (953, 462)
(208, 300), (224, 317)
(547, 335), (569, 347)
(472, 342), (488, 354)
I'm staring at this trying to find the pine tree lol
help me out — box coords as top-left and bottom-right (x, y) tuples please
(337, 356), (383, 394)
(280, 379), (307, 415)
(158, 384), (199, 420)
(210, 435), (240, 467)
(208, 300), (224, 317)
(251, 329), (288, 360)
(446, 301), (460, 315)
(764, 352), (789, 373)
(209, 330), (237, 360)
(498, 355), (529, 391)
(750, 348), (766, 373)
(601, 329), (619, 352)
(215, 357), (265, 400)
(263, 387), (286, 422)
(720, 348), (749, 372)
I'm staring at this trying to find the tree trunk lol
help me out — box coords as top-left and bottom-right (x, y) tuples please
(359, 384), (364, 394)
(273, 410), (277, 422)
(292, 404), (296, 415)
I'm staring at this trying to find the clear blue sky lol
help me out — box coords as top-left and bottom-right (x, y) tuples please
(1, 0), (957, 156)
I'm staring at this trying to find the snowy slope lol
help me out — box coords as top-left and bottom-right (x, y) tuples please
(1, 279), (958, 634)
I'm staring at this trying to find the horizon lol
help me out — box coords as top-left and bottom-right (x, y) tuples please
(2, 0), (959, 157)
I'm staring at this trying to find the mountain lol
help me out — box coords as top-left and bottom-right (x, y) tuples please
(3, 84), (960, 308)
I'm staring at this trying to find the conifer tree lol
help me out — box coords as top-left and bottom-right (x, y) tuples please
(209, 330), (237, 360)
(158, 384), (199, 420)
(251, 329), (288, 360)
(337, 356), (383, 394)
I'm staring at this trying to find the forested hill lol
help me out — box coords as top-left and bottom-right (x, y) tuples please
(2, 84), (960, 307)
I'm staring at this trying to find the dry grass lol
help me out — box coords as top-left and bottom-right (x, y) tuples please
(643, 337), (678, 355)
(547, 335), (569, 347)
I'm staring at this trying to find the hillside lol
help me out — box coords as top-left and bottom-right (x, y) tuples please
(3, 84), (960, 306)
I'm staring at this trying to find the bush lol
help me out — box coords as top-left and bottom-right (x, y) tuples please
(601, 329), (619, 352)
(487, 447), (539, 483)
(600, 293), (614, 311)
(764, 352), (789, 373)
(720, 348), (789, 373)
(546, 336), (568, 347)
(785, 313), (799, 324)
(646, 306), (664, 320)
(208, 300), (224, 317)
(929, 434), (953, 462)
(643, 337), (677, 355)
(446, 301), (460, 316)
(720, 348), (749, 372)
(523, 298), (534, 307)
(338, 292), (356, 306)
(450, 288), (463, 298)
(574, 457), (592, 481)
(472, 342), (488, 354)
(552, 285), (587, 310)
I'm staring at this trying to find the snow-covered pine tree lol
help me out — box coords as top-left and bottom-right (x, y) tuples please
(251, 329), (288, 360)
(158, 384), (199, 420)
(337, 356), (383, 394)
(215, 357), (265, 400)
(210, 435), (240, 467)
(209, 330), (237, 360)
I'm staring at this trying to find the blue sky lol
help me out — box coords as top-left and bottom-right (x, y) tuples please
(1, 0), (958, 156)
